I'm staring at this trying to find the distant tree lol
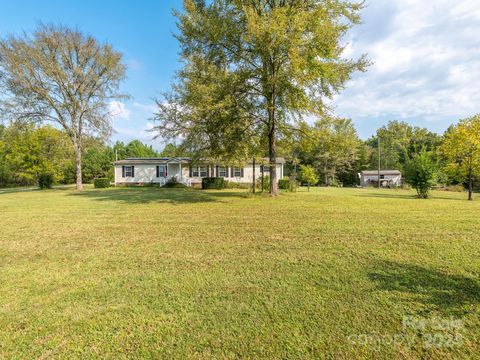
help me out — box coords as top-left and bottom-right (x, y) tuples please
(124, 140), (159, 158)
(160, 143), (189, 157)
(440, 115), (480, 201)
(299, 165), (319, 191)
(153, 0), (368, 196)
(405, 148), (437, 199)
(367, 121), (441, 172)
(0, 123), (72, 186)
(0, 24), (127, 190)
(296, 117), (360, 186)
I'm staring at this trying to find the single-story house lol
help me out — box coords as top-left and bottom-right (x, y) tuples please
(113, 157), (285, 186)
(358, 170), (402, 187)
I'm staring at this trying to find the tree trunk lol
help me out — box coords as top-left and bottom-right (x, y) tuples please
(252, 157), (256, 194)
(468, 169), (473, 201)
(74, 143), (83, 191)
(268, 109), (278, 196)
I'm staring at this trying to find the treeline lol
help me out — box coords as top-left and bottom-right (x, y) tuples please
(0, 123), (162, 187)
(284, 116), (480, 196)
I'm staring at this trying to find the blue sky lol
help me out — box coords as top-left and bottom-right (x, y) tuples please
(1, 0), (479, 150)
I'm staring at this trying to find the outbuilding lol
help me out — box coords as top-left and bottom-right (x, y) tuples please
(359, 170), (402, 187)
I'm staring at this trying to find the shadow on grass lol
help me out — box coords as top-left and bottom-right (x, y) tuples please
(68, 187), (244, 204)
(369, 261), (480, 317)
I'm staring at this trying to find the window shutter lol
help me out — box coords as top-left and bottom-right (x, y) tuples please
(241, 168), (244, 177)
(156, 166), (159, 178)
(189, 166), (192, 177)
(122, 166), (125, 177)
(231, 167), (234, 177)
(131, 166), (135, 177)
(207, 166), (210, 177)
(225, 167), (229, 178)
(215, 166), (219, 177)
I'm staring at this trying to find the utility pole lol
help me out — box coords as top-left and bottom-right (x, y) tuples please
(115, 149), (118, 162)
(378, 137), (381, 188)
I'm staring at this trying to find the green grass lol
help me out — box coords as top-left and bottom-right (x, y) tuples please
(1, 186), (479, 359)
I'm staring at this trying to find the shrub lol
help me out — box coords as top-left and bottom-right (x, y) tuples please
(278, 179), (289, 189)
(94, 178), (110, 188)
(299, 165), (319, 191)
(164, 176), (187, 188)
(224, 180), (249, 189)
(405, 148), (437, 199)
(202, 177), (225, 189)
(38, 172), (54, 189)
(256, 175), (270, 192)
(440, 184), (464, 192)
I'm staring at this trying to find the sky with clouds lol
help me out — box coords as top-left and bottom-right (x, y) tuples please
(1, 1), (479, 150)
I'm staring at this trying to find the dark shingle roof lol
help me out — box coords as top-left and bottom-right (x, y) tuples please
(114, 157), (286, 165)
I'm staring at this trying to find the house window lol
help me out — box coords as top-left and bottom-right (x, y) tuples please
(192, 167), (199, 177)
(261, 165), (270, 172)
(218, 166), (227, 177)
(157, 165), (166, 177)
(199, 166), (208, 177)
(380, 175), (385, 179)
(233, 167), (242, 177)
(125, 166), (133, 177)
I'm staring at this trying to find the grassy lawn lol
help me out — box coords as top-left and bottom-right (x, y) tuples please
(1, 186), (479, 359)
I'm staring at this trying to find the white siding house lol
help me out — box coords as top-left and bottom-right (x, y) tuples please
(114, 157), (285, 186)
(359, 170), (402, 187)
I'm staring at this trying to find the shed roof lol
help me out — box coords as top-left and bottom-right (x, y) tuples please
(361, 170), (401, 176)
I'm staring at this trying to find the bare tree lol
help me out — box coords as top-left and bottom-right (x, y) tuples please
(0, 24), (127, 190)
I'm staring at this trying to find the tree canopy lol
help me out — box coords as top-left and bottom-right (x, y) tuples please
(0, 24), (127, 190)
(153, 0), (368, 195)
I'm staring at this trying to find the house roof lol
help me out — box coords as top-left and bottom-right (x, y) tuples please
(361, 170), (402, 176)
(114, 157), (286, 165)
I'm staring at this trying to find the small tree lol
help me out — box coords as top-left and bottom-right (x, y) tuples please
(405, 148), (436, 199)
(299, 165), (319, 191)
(440, 115), (480, 201)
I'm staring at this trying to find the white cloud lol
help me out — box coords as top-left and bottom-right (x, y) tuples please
(109, 101), (131, 120)
(333, 0), (480, 136)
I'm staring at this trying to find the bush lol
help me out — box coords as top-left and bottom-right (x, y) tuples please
(38, 172), (54, 189)
(256, 175), (270, 192)
(439, 184), (464, 192)
(278, 179), (289, 189)
(405, 148), (436, 199)
(93, 178), (110, 188)
(164, 176), (187, 188)
(202, 177), (225, 189)
(224, 180), (249, 189)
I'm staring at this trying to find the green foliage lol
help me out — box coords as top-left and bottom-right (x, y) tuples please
(256, 175), (271, 192)
(154, 0), (368, 194)
(295, 117), (360, 186)
(38, 172), (54, 189)
(278, 179), (290, 190)
(405, 149), (437, 199)
(440, 115), (480, 200)
(224, 180), (249, 189)
(93, 178), (110, 188)
(202, 177), (225, 190)
(0, 24), (127, 190)
(299, 165), (319, 190)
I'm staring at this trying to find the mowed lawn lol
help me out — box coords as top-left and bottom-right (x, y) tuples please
(1, 186), (479, 359)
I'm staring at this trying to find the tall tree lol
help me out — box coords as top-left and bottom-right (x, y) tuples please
(440, 115), (480, 201)
(296, 117), (360, 185)
(153, 0), (368, 195)
(0, 24), (127, 190)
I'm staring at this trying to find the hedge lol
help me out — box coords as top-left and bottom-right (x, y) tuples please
(38, 172), (54, 189)
(202, 177), (225, 189)
(94, 178), (110, 188)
